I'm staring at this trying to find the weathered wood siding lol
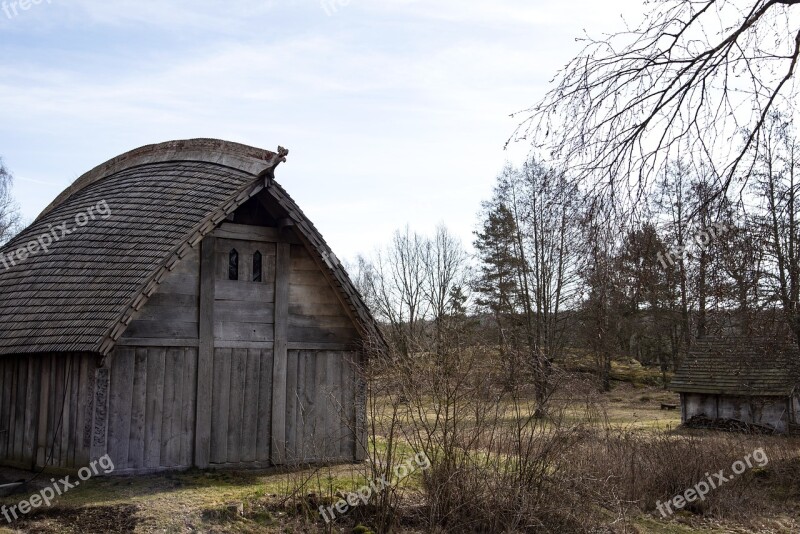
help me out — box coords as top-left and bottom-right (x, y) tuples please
(0, 353), (96, 471)
(105, 347), (198, 473)
(120, 247), (200, 343)
(289, 246), (359, 347)
(213, 238), (276, 345)
(209, 348), (273, 467)
(0, 354), (39, 469)
(284, 350), (358, 463)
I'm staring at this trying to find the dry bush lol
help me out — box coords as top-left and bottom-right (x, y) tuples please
(352, 329), (800, 532)
(563, 430), (800, 521)
(359, 342), (606, 533)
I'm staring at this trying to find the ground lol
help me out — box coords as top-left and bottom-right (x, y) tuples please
(0, 361), (798, 533)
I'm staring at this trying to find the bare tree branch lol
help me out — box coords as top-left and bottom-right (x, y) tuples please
(0, 157), (20, 245)
(513, 0), (800, 219)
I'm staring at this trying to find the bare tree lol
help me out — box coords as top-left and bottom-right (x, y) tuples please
(717, 213), (765, 315)
(580, 214), (621, 392)
(654, 161), (694, 359)
(752, 112), (800, 343)
(0, 157), (20, 244)
(475, 160), (580, 412)
(367, 227), (430, 355)
(514, 0), (800, 213)
(423, 224), (470, 348)
(360, 225), (470, 357)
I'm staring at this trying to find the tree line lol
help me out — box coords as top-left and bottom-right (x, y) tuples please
(354, 111), (800, 414)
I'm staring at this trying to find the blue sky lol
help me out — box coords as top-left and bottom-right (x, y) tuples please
(0, 0), (638, 260)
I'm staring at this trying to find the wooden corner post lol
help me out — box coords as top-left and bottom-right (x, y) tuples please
(195, 236), (216, 468)
(271, 241), (290, 465)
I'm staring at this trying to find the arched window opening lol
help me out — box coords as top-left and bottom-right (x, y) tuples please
(253, 251), (263, 282)
(228, 249), (239, 281)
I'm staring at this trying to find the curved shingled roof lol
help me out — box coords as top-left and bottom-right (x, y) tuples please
(0, 139), (381, 356)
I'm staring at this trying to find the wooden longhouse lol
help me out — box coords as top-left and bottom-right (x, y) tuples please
(0, 139), (381, 474)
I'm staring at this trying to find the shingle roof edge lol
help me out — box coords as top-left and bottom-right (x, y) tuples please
(37, 139), (285, 222)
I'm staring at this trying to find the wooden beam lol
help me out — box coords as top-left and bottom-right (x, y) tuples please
(212, 223), (300, 244)
(355, 371), (367, 462)
(195, 237), (216, 468)
(271, 241), (290, 465)
(287, 342), (355, 351)
(215, 341), (274, 350)
(116, 338), (200, 348)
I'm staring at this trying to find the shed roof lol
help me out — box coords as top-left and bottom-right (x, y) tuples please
(0, 139), (382, 356)
(670, 337), (800, 396)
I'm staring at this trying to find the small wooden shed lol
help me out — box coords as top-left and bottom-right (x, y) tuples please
(0, 139), (382, 474)
(671, 337), (800, 433)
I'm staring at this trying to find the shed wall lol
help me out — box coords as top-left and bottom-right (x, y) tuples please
(682, 392), (790, 432)
(683, 393), (717, 419)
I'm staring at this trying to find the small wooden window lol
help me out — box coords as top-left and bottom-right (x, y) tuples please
(253, 251), (263, 282)
(228, 249), (239, 280)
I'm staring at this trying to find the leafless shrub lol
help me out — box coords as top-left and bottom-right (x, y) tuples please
(357, 338), (605, 533)
(564, 430), (800, 520)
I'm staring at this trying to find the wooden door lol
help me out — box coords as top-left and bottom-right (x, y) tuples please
(207, 236), (277, 466)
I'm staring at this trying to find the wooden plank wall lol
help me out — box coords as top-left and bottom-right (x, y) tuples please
(209, 348), (273, 467)
(0, 354), (38, 469)
(284, 350), (357, 464)
(1, 222), (366, 473)
(271, 242), (290, 464)
(195, 236), (216, 468)
(289, 246), (359, 346)
(106, 346), (198, 472)
(0, 353), (94, 471)
(121, 247), (200, 342)
(214, 238), (276, 344)
(10, 222), (364, 474)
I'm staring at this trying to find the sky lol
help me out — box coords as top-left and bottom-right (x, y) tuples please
(0, 0), (640, 261)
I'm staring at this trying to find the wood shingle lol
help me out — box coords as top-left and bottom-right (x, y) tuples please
(670, 337), (800, 396)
